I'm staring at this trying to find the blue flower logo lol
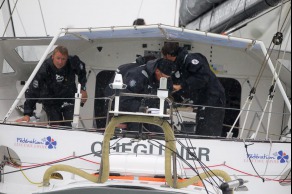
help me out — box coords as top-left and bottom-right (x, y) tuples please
(277, 151), (289, 163)
(45, 136), (57, 149)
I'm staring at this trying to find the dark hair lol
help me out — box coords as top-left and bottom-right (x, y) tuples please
(143, 55), (157, 62)
(133, 18), (146, 25)
(161, 42), (180, 57)
(156, 59), (174, 76)
(136, 55), (157, 65)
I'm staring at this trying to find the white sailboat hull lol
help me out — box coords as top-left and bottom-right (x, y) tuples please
(0, 124), (290, 194)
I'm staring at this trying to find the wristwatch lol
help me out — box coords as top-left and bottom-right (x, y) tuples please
(81, 86), (86, 91)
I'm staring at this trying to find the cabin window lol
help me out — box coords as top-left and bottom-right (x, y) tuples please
(2, 59), (15, 74)
(219, 78), (242, 137)
(15, 45), (56, 62)
(94, 70), (116, 128)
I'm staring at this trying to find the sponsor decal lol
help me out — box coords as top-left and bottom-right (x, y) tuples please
(56, 74), (64, 82)
(91, 141), (210, 162)
(191, 59), (199, 65)
(32, 80), (39, 88)
(245, 150), (290, 164)
(80, 63), (84, 70)
(129, 79), (137, 88)
(175, 71), (181, 78)
(276, 151), (289, 163)
(15, 136), (57, 150)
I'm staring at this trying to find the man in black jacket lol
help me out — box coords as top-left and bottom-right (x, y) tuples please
(16, 46), (88, 127)
(104, 55), (157, 98)
(162, 42), (226, 137)
(117, 58), (173, 132)
(120, 58), (174, 113)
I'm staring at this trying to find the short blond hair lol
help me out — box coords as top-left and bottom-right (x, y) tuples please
(53, 46), (69, 56)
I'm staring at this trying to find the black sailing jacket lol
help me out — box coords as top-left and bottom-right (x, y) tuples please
(24, 55), (87, 116)
(174, 48), (226, 107)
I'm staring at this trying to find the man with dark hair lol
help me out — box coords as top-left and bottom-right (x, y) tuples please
(117, 55), (157, 76)
(133, 18), (146, 25)
(120, 58), (173, 113)
(117, 58), (174, 132)
(16, 46), (88, 127)
(104, 55), (157, 98)
(162, 42), (226, 137)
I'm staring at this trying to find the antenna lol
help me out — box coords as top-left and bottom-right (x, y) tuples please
(136, 0), (144, 21)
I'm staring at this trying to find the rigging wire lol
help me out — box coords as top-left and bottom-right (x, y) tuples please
(244, 141), (266, 182)
(252, 1), (291, 140)
(280, 170), (291, 183)
(2, 127), (290, 186)
(0, 0), (5, 10)
(274, 2), (290, 32)
(3, 138), (126, 172)
(37, 0), (48, 36)
(252, 42), (275, 92)
(227, 2), (291, 138)
(208, 3), (216, 31)
(1, 152), (96, 176)
(14, 3), (28, 36)
(277, 0), (285, 32)
(225, 0), (291, 35)
(135, 0), (144, 21)
(220, 0), (244, 34)
(279, 5), (291, 32)
(185, 0), (197, 17)
(172, 105), (224, 189)
(174, 0), (179, 26)
(177, 140), (222, 190)
(0, 96), (289, 116)
(4, 142), (290, 183)
(171, 104), (289, 184)
(148, 139), (213, 193)
(2, 0), (19, 37)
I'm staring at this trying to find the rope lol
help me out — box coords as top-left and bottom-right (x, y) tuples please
(20, 167), (43, 185)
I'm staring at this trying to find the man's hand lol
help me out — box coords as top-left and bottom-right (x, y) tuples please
(81, 90), (88, 104)
(16, 115), (30, 123)
(173, 84), (182, 92)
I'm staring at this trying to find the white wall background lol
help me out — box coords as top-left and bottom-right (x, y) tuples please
(1, 0), (179, 37)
